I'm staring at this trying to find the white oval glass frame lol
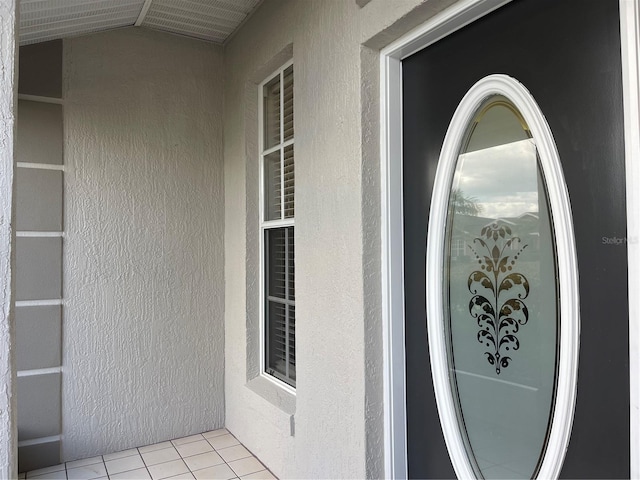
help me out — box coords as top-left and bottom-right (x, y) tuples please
(426, 74), (580, 479)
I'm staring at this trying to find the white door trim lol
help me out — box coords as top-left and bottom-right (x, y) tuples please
(619, 1), (640, 477)
(380, 0), (640, 478)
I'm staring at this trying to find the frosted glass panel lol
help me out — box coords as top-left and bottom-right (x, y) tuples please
(445, 96), (558, 479)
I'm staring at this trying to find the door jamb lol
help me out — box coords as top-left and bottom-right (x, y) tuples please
(619, 1), (640, 477)
(379, 0), (640, 478)
(379, 2), (513, 478)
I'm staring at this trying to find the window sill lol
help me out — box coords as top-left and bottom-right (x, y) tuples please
(246, 375), (296, 416)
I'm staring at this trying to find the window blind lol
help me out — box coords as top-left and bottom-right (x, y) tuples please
(265, 227), (295, 384)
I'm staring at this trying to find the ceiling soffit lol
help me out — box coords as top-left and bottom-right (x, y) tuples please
(19, 0), (261, 45)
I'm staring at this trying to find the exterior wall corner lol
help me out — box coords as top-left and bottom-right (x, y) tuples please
(0, 0), (19, 477)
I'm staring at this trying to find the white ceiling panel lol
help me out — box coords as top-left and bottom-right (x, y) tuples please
(142, 0), (260, 43)
(19, 0), (262, 45)
(20, 0), (144, 45)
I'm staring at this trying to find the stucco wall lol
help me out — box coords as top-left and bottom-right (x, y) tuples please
(62, 28), (225, 461)
(0, 0), (17, 477)
(223, 1), (455, 478)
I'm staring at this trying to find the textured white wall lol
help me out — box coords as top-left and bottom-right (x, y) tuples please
(63, 28), (225, 461)
(0, 0), (17, 476)
(223, 0), (455, 478)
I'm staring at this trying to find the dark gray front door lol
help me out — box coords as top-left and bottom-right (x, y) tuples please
(402, 1), (629, 478)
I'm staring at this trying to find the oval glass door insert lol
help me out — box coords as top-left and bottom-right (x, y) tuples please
(426, 75), (579, 480)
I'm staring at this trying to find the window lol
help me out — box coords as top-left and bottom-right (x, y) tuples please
(260, 63), (295, 388)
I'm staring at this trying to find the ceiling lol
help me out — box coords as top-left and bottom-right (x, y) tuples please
(19, 0), (263, 46)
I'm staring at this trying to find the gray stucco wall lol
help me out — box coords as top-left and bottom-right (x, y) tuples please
(62, 27), (225, 461)
(223, 0), (455, 478)
(0, 0), (17, 477)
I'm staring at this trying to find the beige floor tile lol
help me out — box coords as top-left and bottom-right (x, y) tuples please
(66, 462), (107, 480)
(147, 459), (189, 480)
(103, 449), (140, 462)
(165, 474), (195, 480)
(139, 442), (173, 454)
(227, 457), (264, 478)
(66, 457), (103, 469)
(105, 454), (145, 475)
(201, 429), (228, 440)
(216, 445), (251, 463)
(175, 440), (214, 458)
(110, 468), (152, 480)
(206, 435), (239, 451)
(141, 446), (181, 466)
(182, 451), (224, 472)
(171, 435), (204, 446)
(191, 463), (236, 480)
(240, 471), (276, 480)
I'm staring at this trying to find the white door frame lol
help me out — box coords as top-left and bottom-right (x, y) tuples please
(379, 0), (640, 478)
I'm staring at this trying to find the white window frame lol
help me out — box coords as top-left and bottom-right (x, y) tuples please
(258, 60), (296, 394)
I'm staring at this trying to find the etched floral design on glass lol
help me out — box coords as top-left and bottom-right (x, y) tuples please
(444, 95), (559, 479)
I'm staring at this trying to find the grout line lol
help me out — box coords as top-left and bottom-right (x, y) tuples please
(171, 434), (206, 447)
(17, 162), (65, 171)
(17, 367), (62, 377)
(16, 299), (62, 307)
(136, 445), (154, 480)
(17, 231), (64, 238)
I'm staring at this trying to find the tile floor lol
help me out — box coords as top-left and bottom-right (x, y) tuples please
(20, 429), (277, 480)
